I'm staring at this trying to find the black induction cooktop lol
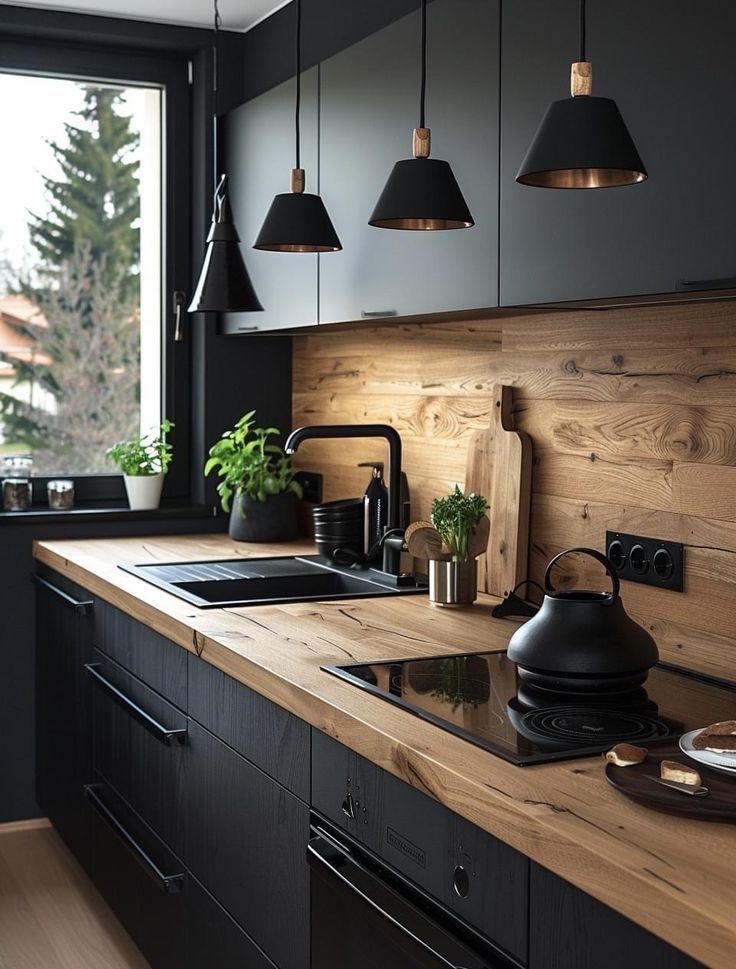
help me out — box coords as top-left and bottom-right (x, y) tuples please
(324, 651), (736, 765)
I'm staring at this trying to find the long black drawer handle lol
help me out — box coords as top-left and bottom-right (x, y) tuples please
(34, 574), (94, 613)
(84, 785), (184, 894)
(84, 663), (187, 747)
(361, 309), (397, 318)
(676, 276), (736, 291)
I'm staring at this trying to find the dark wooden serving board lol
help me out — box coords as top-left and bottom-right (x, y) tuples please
(605, 742), (736, 823)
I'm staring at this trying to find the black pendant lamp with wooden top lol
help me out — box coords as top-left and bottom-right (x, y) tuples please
(189, 0), (262, 313)
(254, 0), (341, 252)
(517, 0), (647, 189)
(369, 0), (473, 230)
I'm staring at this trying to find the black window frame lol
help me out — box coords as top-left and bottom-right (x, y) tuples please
(0, 35), (192, 503)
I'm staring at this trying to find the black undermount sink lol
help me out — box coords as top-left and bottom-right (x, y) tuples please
(120, 554), (426, 608)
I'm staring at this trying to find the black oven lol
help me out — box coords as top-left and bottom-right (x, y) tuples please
(308, 817), (519, 969)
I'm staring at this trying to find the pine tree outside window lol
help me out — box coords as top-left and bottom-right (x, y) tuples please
(0, 73), (163, 478)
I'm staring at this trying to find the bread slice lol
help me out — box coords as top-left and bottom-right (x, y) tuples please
(692, 720), (736, 753)
(660, 760), (702, 786)
(605, 743), (648, 767)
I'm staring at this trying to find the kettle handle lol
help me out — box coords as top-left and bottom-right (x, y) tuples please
(544, 547), (620, 604)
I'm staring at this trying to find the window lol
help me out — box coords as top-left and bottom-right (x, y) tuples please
(0, 72), (163, 475)
(0, 35), (192, 503)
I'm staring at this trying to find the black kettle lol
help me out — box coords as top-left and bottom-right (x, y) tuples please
(507, 547), (659, 693)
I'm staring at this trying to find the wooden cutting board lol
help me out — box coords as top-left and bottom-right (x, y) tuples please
(464, 385), (533, 598)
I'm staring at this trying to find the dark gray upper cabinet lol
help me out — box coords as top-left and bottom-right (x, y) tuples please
(222, 68), (319, 332)
(318, 0), (500, 324)
(500, 0), (736, 305)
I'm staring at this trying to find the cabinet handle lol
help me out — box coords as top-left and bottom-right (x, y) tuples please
(84, 785), (185, 894)
(34, 574), (94, 613)
(676, 276), (736, 291)
(236, 325), (260, 332)
(361, 310), (397, 318)
(84, 663), (187, 747)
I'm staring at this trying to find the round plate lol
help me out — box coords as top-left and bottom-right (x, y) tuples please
(680, 728), (736, 773)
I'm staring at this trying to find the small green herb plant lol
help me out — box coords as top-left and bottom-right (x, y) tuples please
(204, 410), (303, 514)
(106, 420), (174, 476)
(431, 485), (488, 562)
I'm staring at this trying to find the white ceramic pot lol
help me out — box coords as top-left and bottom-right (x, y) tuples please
(123, 472), (164, 511)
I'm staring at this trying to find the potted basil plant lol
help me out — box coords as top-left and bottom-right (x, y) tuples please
(429, 485), (489, 606)
(106, 420), (173, 511)
(204, 410), (303, 542)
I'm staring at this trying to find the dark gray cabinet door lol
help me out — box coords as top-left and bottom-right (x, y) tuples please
(529, 863), (704, 969)
(184, 719), (310, 969)
(35, 571), (95, 870)
(222, 68), (319, 332)
(188, 652), (310, 800)
(319, 0), (500, 323)
(501, 0), (736, 305)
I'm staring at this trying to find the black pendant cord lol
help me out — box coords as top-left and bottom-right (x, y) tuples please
(419, 0), (427, 128)
(294, 0), (302, 171)
(212, 0), (221, 194)
(579, 0), (586, 62)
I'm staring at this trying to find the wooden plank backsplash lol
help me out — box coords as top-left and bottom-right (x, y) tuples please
(292, 301), (736, 681)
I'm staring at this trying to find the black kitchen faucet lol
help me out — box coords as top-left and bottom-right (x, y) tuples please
(285, 424), (405, 574)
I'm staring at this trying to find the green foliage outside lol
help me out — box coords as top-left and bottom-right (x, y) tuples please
(204, 411), (303, 514)
(29, 87), (140, 296)
(0, 85), (142, 474)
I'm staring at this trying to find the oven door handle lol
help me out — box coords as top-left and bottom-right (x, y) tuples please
(308, 830), (493, 969)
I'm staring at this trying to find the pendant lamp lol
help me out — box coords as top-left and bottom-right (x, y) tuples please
(516, 0), (647, 189)
(254, 0), (341, 252)
(369, 0), (473, 230)
(189, 0), (262, 313)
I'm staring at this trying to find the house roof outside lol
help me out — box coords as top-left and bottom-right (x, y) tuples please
(0, 295), (52, 376)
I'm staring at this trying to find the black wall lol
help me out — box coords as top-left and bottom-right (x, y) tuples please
(0, 4), (293, 821)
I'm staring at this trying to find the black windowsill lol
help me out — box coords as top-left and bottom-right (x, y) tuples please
(0, 501), (218, 526)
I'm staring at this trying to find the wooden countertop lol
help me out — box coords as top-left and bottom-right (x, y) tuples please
(34, 533), (736, 969)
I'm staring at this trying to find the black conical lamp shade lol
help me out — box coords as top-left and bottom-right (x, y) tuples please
(254, 0), (341, 255)
(189, 182), (263, 313)
(254, 183), (342, 252)
(369, 156), (474, 230)
(517, 94), (647, 188)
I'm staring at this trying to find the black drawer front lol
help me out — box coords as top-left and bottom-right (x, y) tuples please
(311, 731), (529, 965)
(184, 719), (310, 969)
(89, 778), (275, 969)
(35, 568), (95, 872)
(91, 649), (187, 854)
(89, 779), (188, 969)
(188, 652), (310, 799)
(95, 598), (187, 710)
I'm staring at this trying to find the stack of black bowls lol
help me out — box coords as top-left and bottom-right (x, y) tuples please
(312, 498), (364, 563)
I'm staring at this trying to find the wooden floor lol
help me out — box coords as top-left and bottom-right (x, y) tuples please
(0, 819), (150, 969)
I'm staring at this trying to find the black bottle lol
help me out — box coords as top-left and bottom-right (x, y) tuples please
(359, 461), (388, 558)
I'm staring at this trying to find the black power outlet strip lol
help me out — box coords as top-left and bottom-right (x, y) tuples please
(605, 531), (684, 592)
